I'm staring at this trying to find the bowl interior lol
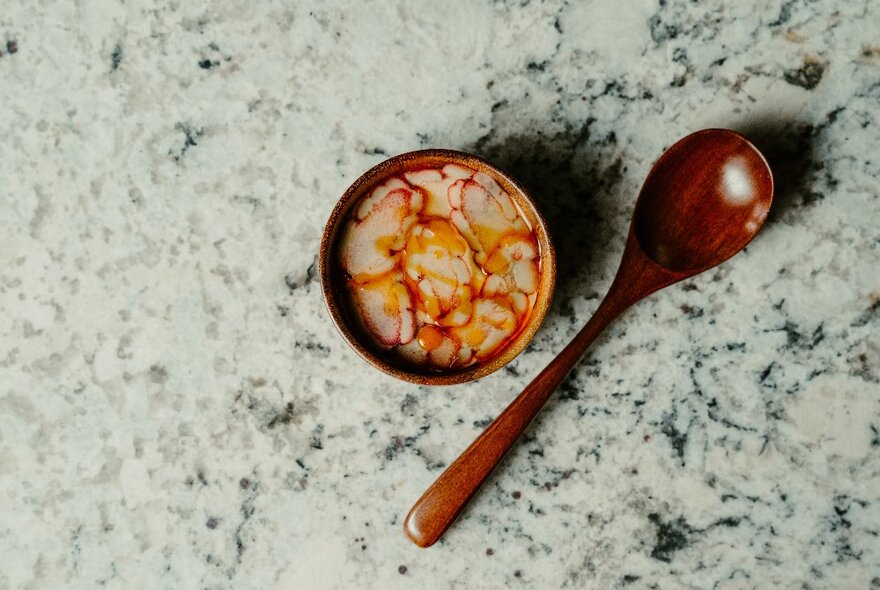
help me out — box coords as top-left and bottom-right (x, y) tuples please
(319, 149), (556, 385)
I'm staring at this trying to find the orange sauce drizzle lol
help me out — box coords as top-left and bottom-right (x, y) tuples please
(347, 169), (540, 369)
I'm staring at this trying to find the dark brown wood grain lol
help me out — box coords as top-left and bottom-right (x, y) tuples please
(403, 129), (774, 548)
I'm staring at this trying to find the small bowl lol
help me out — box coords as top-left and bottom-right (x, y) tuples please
(318, 149), (556, 385)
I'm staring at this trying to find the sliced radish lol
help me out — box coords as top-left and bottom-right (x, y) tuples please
(416, 278), (445, 318)
(449, 209), (481, 261)
(457, 343), (474, 365)
(510, 292), (529, 316)
(350, 273), (415, 347)
(340, 183), (422, 279)
(451, 297), (518, 360)
(440, 308), (471, 327)
(399, 293), (416, 344)
(396, 337), (428, 366)
(482, 274), (504, 296)
(403, 169), (442, 187)
(485, 236), (538, 271)
(511, 259), (539, 293)
(438, 285), (474, 327)
(357, 177), (411, 219)
(406, 166), (475, 218)
(481, 235), (540, 298)
(443, 164), (474, 180)
(471, 171), (517, 219)
(479, 297), (518, 330)
(402, 219), (476, 320)
(451, 258), (470, 283)
(448, 178), (466, 209)
(427, 333), (461, 368)
(510, 217), (530, 235)
(451, 180), (531, 261)
(475, 326), (510, 358)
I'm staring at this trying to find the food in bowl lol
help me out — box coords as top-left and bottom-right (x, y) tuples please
(338, 164), (542, 371)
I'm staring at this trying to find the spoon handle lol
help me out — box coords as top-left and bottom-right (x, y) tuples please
(403, 291), (626, 548)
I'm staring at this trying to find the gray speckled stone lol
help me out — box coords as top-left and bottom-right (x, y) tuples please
(1, 1), (878, 588)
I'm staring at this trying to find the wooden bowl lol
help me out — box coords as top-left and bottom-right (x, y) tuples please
(318, 149), (556, 385)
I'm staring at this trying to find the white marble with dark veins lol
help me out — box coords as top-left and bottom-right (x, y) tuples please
(1, 0), (878, 588)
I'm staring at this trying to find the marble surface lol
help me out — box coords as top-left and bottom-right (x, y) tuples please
(1, 0), (878, 588)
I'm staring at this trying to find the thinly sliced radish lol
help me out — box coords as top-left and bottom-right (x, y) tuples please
(340, 184), (422, 279)
(350, 273), (415, 346)
(475, 326), (510, 358)
(451, 180), (531, 262)
(481, 235), (540, 298)
(449, 209), (481, 261)
(457, 343), (474, 365)
(482, 274), (505, 296)
(452, 297), (518, 360)
(443, 164), (473, 180)
(403, 169), (442, 187)
(416, 278), (448, 318)
(357, 177), (411, 219)
(447, 178), (466, 209)
(510, 292), (529, 316)
(440, 308), (471, 327)
(396, 338), (428, 366)
(402, 219), (476, 320)
(427, 333), (461, 368)
(438, 285), (474, 327)
(511, 259), (539, 293)
(484, 236), (538, 273)
(451, 258), (470, 283)
(405, 165), (475, 218)
(471, 171), (517, 219)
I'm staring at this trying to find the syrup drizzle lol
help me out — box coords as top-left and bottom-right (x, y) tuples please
(340, 165), (540, 370)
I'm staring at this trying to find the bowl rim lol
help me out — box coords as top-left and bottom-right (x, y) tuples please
(318, 148), (556, 385)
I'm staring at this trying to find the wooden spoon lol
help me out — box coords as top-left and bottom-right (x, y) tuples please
(403, 128), (774, 547)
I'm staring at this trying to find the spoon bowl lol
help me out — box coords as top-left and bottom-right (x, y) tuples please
(403, 129), (773, 548)
(634, 129), (773, 272)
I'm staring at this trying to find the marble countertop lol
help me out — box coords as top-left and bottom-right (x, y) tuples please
(1, 1), (878, 588)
